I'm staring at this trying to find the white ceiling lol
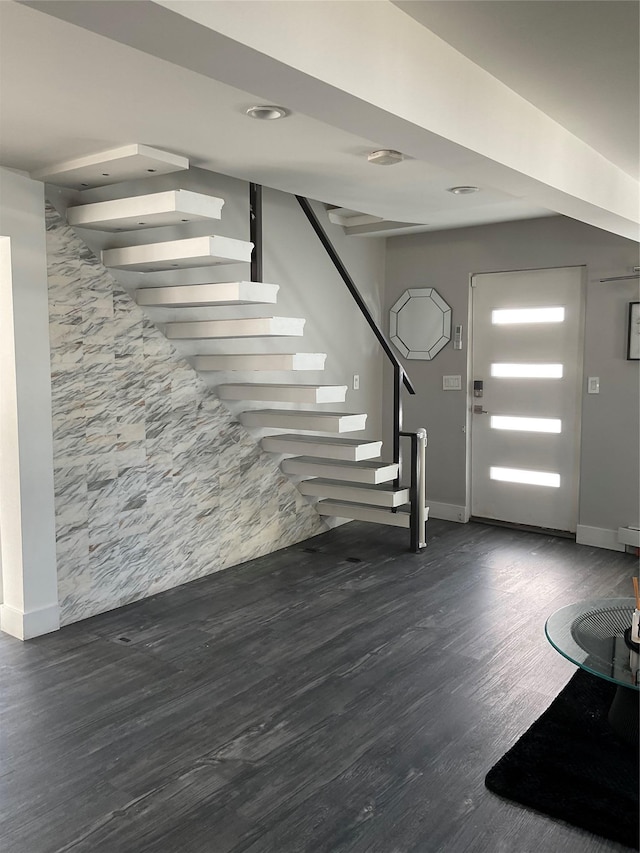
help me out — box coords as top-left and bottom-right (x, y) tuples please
(393, 0), (640, 181)
(0, 0), (638, 237)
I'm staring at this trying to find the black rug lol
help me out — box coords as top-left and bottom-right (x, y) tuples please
(485, 669), (639, 849)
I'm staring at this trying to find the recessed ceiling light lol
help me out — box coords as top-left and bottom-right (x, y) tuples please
(367, 149), (404, 166)
(246, 105), (289, 120)
(447, 185), (480, 194)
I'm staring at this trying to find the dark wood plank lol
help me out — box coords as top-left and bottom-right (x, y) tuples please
(0, 520), (635, 853)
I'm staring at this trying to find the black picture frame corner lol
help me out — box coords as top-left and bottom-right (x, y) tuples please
(627, 301), (640, 360)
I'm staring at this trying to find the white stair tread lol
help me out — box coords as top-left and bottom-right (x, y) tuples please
(262, 434), (381, 461)
(102, 235), (253, 271)
(241, 410), (367, 433)
(136, 281), (278, 307)
(67, 190), (224, 231)
(194, 353), (326, 371)
(316, 501), (410, 528)
(218, 384), (347, 403)
(282, 456), (398, 484)
(31, 144), (188, 189)
(165, 317), (304, 340)
(300, 479), (410, 507)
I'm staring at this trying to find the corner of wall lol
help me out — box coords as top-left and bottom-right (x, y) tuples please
(0, 602), (60, 641)
(0, 168), (59, 641)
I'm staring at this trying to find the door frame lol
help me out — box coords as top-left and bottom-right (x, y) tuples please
(464, 264), (587, 531)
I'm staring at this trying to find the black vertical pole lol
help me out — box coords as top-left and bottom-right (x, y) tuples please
(249, 183), (263, 283)
(409, 434), (419, 552)
(393, 363), (403, 489)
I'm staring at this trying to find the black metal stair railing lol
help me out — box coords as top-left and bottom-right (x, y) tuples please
(249, 183), (263, 285)
(400, 429), (428, 552)
(249, 183), (427, 552)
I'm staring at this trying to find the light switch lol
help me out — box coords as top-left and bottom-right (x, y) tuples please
(443, 375), (462, 390)
(587, 377), (600, 394)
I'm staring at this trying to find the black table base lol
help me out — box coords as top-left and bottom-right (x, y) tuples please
(608, 684), (640, 745)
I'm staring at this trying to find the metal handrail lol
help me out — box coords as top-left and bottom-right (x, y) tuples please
(400, 430), (427, 551)
(295, 195), (415, 396)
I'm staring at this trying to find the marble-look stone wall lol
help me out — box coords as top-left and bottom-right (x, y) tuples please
(45, 203), (326, 625)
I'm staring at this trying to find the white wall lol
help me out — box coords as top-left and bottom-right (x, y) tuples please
(384, 215), (640, 543)
(263, 186), (385, 441)
(0, 167), (58, 638)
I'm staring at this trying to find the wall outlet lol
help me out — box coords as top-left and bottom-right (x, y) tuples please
(352, 374), (360, 390)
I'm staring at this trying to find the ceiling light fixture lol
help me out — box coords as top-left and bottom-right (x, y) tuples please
(447, 185), (480, 195)
(246, 105), (289, 120)
(367, 149), (404, 166)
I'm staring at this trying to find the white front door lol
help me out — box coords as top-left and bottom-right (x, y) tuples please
(470, 267), (585, 532)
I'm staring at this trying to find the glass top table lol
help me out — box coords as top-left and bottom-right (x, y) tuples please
(545, 598), (638, 691)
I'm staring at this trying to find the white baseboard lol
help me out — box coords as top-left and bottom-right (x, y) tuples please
(0, 602), (60, 640)
(427, 501), (469, 523)
(576, 525), (625, 552)
(618, 526), (640, 548)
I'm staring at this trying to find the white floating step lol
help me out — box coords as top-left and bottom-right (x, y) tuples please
(299, 479), (410, 507)
(282, 457), (398, 484)
(218, 384), (347, 404)
(102, 235), (252, 271)
(316, 501), (410, 528)
(68, 190), (224, 231)
(262, 434), (381, 461)
(31, 144), (188, 189)
(137, 281), (279, 307)
(165, 317), (304, 340)
(194, 353), (326, 372)
(241, 410), (367, 433)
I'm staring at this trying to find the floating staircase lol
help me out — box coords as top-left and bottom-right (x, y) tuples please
(33, 143), (189, 189)
(102, 235), (252, 271)
(261, 434), (381, 460)
(218, 384), (347, 404)
(164, 317), (305, 340)
(240, 409), (367, 433)
(281, 457), (398, 484)
(57, 151), (418, 531)
(67, 189), (224, 231)
(299, 480), (410, 507)
(194, 353), (327, 371)
(136, 281), (279, 307)
(298, 477), (409, 507)
(316, 501), (412, 528)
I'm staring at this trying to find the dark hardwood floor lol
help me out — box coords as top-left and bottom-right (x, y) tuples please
(0, 520), (637, 853)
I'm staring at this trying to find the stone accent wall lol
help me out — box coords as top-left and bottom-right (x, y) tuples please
(45, 203), (326, 625)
